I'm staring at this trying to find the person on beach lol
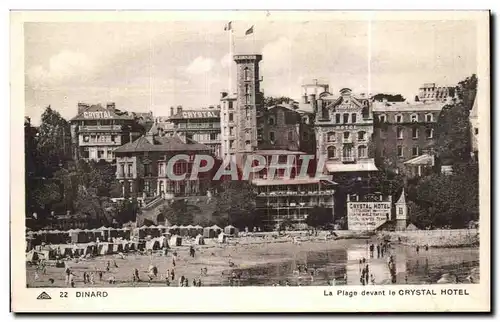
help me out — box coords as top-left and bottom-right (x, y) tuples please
(106, 261), (110, 272)
(34, 271), (39, 281)
(184, 278), (189, 287)
(192, 279), (197, 287)
(189, 246), (195, 258)
(425, 245), (429, 251)
(358, 259), (363, 273)
(416, 245), (420, 254)
(165, 277), (170, 286)
(370, 274), (375, 285)
(89, 272), (95, 285)
(369, 244), (374, 258)
(171, 268), (175, 281)
(99, 271), (103, 281)
(197, 279), (202, 287)
(134, 268), (140, 282)
(365, 264), (370, 285)
(179, 275), (185, 287)
(376, 244), (381, 258)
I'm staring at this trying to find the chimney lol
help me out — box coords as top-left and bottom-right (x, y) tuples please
(309, 94), (317, 113)
(78, 102), (89, 114)
(129, 132), (133, 143)
(317, 98), (323, 117)
(302, 94), (308, 104)
(106, 102), (116, 111)
(177, 106), (183, 114)
(220, 91), (228, 99)
(170, 106), (174, 116)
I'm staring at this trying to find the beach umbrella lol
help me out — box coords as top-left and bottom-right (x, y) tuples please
(68, 229), (76, 233)
(211, 225), (222, 230)
(73, 228), (82, 233)
(97, 226), (108, 230)
(157, 224), (166, 229)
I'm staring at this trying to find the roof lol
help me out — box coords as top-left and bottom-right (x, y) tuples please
(114, 135), (210, 153)
(70, 104), (133, 121)
(404, 154), (434, 166)
(396, 188), (406, 204)
(251, 178), (337, 186)
(253, 150), (306, 155)
(372, 101), (446, 112)
(326, 160), (378, 173)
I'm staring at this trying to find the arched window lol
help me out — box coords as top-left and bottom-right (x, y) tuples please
(397, 127), (404, 139)
(411, 113), (419, 122)
(244, 67), (250, 81)
(343, 132), (351, 141)
(327, 132), (336, 142)
(357, 131), (366, 141)
(357, 145), (367, 158)
(396, 114), (403, 123)
(327, 146), (336, 159)
(268, 116), (275, 125)
(425, 113), (434, 122)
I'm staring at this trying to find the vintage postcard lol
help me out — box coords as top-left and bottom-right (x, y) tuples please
(10, 10), (490, 312)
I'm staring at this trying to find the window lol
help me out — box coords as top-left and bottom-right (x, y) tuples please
(411, 114), (418, 122)
(120, 164), (125, 176)
(425, 113), (433, 122)
(245, 140), (251, 149)
(412, 128), (419, 139)
(144, 181), (150, 192)
(268, 116), (275, 125)
(288, 131), (293, 141)
(302, 116), (309, 124)
(343, 113), (349, 124)
(127, 164), (133, 177)
(144, 164), (151, 176)
(111, 135), (116, 142)
(357, 131), (366, 141)
(397, 127), (404, 139)
(228, 101), (234, 110)
(426, 128), (434, 139)
(327, 146), (336, 159)
(159, 163), (164, 176)
(244, 67), (250, 81)
(129, 182), (133, 193)
(351, 113), (357, 123)
(245, 95), (250, 105)
(210, 133), (217, 140)
(396, 114), (403, 123)
(379, 114), (386, 123)
(269, 131), (275, 142)
(327, 132), (336, 142)
(412, 146), (420, 156)
(357, 145), (367, 158)
(107, 150), (113, 159)
(342, 146), (353, 158)
(97, 150), (104, 159)
(335, 113), (341, 124)
(229, 113), (234, 122)
(83, 135), (89, 142)
(245, 84), (250, 94)
(397, 146), (403, 157)
(229, 127), (234, 136)
(229, 140), (234, 149)
(343, 132), (350, 140)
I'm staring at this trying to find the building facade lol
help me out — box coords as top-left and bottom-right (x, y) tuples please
(314, 88), (378, 177)
(372, 101), (445, 176)
(418, 83), (455, 103)
(113, 134), (212, 199)
(220, 92), (238, 160)
(151, 107), (222, 158)
(469, 95), (479, 159)
(70, 103), (137, 162)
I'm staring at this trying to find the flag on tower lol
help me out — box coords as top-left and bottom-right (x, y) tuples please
(224, 21), (232, 31)
(245, 25), (254, 35)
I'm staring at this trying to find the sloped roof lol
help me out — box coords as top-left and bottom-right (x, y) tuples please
(70, 104), (133, 121)
(372, 101), (445, 112)
(114, 135), (210, 153)
(404, 154), (434, 166)
(396, 188), (406, 204)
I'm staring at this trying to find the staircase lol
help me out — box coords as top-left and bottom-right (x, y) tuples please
(137, 195), (171, 226)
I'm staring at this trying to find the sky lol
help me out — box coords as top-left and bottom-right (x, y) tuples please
(24, 17), (478, 124)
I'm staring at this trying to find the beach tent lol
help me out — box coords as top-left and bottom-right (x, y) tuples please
(193, 225), (203, 235)
(224, 225), (239, 237)
(169, 235), (182, 247)
(178, 225), (189, 237)
(211, 225), (222, 235)
(203, 227), (216, 238)
(98, 243), (113, 255)
(168, 225), (180, 235)
(112, 243), (124, 253)
(195, 234), (205, 245)
(217, 232), (228, 244)
(26, 250), (39, 262)
(146, 239), (161, 251)
(406, 224), (419, 231)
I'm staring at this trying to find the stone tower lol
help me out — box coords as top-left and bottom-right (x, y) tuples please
(395, 188), (408, 231)
(233, 54), (262, 164)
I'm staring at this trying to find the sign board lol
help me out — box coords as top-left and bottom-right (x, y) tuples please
(347, 201), (392, 231)
(181, 111), (220, 119)
(83, 111), (112, 119)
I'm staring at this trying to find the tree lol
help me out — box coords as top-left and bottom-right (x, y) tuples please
(112, 198), (139, 225)
(215, 181), (257, 229)
(160, 199), (194, 226)
(456, 74), (478, 110)
(435, 102), (471, 164)
(306, 206), (333, 228)
(264, 96), (296, 107)
(372, 93), (406, 102)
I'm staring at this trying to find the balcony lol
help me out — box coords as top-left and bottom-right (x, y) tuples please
(79, 125), (123, 132)
(341, 156), (356, 163)
(116, 172), (135, 179)
(342, 137), (353, 144)
(80, 140), (121, 146)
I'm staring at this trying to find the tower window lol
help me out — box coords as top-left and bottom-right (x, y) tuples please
(397, 127), (404, 139)
(229, 113), (234, 122)
(327, 132), (336, 142)
(228, 101), (234, 110)
(244, 67), (250, 81)
(411, 114), (419, 122)
(245, 84), (250, 95)
(396, 114), (403, 123)
(426, 128), (434, 139)
(245, 95), (250, 105)
(397, 145), (403, 157)
(269, 131), (275, 142)
(425, 113), (433, 122)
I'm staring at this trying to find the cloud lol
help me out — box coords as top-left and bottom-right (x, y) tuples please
(262, 37), (293, 73)
(220, 52), (232, 69)
(185, 56), (215, 74)
(27, 50), (94, 88)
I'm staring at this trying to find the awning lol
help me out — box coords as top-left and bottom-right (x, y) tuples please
(326, 160), (378, 173)
(404, 154), (434, 166)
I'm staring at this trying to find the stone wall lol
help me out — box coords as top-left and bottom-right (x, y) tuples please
(378, 229), (479, 247)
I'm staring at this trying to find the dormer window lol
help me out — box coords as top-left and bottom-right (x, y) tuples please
(411, 114), (419, 123)
(396, 114), (403, 123)
(379, 114), (387, 123)
(425, 113), (433, 122)
(268, 116), (276, 126)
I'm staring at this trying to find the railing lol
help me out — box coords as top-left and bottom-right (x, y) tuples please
(142, 195), (164, 210)
(341, 156), (356, 163)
